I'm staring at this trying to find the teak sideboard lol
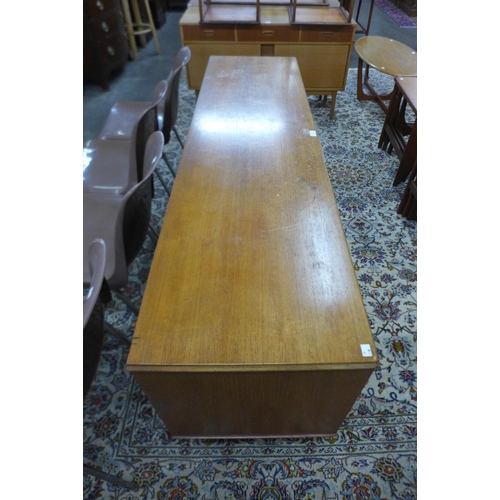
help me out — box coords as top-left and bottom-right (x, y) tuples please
(127, 56), (378, 438)
(179, 0), (357, 118)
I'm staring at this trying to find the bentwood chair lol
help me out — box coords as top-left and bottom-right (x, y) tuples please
(83, 239), (139, 491)
(83, 131), (164, 314)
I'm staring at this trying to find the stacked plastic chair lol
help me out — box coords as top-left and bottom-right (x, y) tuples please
(97, 46), (191, 193)
(83, 131), (164, 314)
(83, 238), (139, 491)
(84, 80), (167, 196)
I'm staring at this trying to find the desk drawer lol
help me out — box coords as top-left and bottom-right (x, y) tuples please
(300, 25), (354, 43)
(182, 24), (236, 42)
(237, 25), (300, 42)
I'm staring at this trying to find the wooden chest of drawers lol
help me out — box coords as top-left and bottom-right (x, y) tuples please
(83, 0), (129, 89)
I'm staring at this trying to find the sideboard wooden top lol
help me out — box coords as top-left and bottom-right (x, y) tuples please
(127, 56), (377, 373)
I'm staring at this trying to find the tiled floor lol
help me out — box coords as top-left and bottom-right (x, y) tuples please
(83, 4), (417, 145)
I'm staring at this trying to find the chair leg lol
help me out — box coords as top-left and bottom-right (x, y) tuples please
(148, 224), (159, 244)
(155, 169), (171, 196)
(104, 321), (131, 346)
(162, 152), (177, 178)
(113, 290), (140, 316)
(84, 464), (138, 491)
(173, 126), (184, 149)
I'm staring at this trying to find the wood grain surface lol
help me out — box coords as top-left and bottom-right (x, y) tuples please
(127, 56), (377, 437)
(354, 36), (417, 77)
(127, 56), (377, 373)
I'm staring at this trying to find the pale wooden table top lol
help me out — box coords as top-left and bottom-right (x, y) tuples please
(355, 36), (417, 77)
(127, 56), (377, 373)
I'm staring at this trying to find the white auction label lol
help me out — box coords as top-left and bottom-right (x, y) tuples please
(360, 344), (373, 357)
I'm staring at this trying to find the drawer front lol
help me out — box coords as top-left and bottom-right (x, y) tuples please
(96, 32), (129, 68)
(300, 25), (354, 43)
(86, 0), (119, 19)
(275, 44), (350, 89)
(237, 25), (300, 42)
(89, 10), (124, 40)
(182, 25), (236, 42)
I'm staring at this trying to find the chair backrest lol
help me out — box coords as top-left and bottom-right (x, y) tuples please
(83, 239), (106, 327)
(129, 80), (168, 182)
(133, 81), (168, 181)
(159, 46), (191, 143)
(83, 132), (164, 291)
(120, 131), (165, 266)
(135, 113), (158, 182)
(152, 79), (168, 106)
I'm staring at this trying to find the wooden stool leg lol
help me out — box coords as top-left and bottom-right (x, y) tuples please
(121, 0), (138, 61)
(143, 0), (161, 55)
(130, 0), (147, 47)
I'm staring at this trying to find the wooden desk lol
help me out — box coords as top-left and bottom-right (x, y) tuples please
(127, 56), (378, 438)
(179, 1), (356, 119)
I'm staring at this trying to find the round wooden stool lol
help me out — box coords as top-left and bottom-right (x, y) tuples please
(120, 0), (161, 61)
(354, 36), (416, 114)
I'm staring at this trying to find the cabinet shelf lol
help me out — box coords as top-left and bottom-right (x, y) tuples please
(196, 0), (354, 24)
(289, 0), (353, 24)
(198, 0), (260, 23)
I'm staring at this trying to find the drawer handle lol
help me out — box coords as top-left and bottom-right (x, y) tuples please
(101, 21), (109, 32)
(262, 31), (274, 36)
(96, 0), (104, 10)
(321, 32), (333, 36)
(203, 30), (215, 36)
(107, 46), (115, 56)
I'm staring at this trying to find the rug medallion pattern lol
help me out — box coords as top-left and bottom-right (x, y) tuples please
(84, 69), (417, 499)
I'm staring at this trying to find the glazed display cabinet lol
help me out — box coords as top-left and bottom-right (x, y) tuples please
(179, 0), (357, 118)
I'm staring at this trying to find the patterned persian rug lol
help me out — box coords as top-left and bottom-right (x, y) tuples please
(375, 0), (417, 28)
(84, 68), (417, 499)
